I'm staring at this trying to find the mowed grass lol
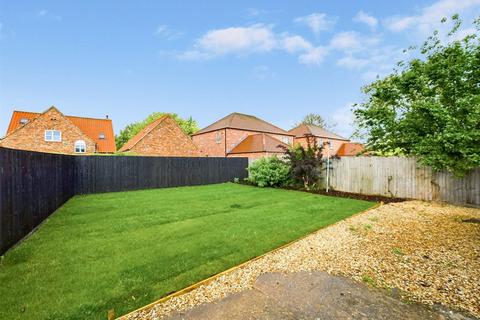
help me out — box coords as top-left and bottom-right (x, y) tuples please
(0, 183), (375, 319)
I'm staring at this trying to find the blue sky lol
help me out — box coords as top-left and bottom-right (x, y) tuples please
(1, 0), (479, 138)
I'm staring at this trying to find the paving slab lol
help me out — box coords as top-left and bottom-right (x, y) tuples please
(167, 271), (475, 320)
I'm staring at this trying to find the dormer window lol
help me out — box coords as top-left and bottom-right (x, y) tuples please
(45, 130), (62, 142)
(99, 133), (105, 140)
(19, 118), (28, 125)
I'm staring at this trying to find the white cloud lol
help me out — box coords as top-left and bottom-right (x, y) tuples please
(37, 9), (62, 21)
(329, 31), (362, 50)
(353, 11), (378, 29)
(294, 13), (336, 35)
(177, 50), (213, 61)
(337, 56), (370, 69)
(384, 0), (480, 34)
(281, 34), (313, 53)
(331, 104), (356, 138)
(154, 25), (182, 40)
(298, 46), (329, 65)
(384, 16), (416, 32)
(195, 24), (277, 55)
(179, 24), (329, 65)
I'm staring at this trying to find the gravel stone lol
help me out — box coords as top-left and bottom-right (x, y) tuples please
(123, 201), (480, 320)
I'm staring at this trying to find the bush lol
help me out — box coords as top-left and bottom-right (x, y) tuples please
(247, 156), (291, 187)
(281, 135), (324, 190)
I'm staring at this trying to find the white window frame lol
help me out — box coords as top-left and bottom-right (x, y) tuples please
(19, 118), (29, 125)
(281, 136), (290, 144)
(44, 130), (62, 142)
(74, 140), (86, 153)
(328, 139), (333, 150)
(98, 133), (106, 140)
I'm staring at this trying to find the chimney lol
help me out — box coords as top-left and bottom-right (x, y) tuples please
(106, 115), (109, 119)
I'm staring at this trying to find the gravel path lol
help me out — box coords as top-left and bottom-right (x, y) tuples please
(124, 201), (480, 319)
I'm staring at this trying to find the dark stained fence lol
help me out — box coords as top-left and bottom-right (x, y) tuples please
(0, 147), (248, 254)
(74, 155), (247, 194)
(0, 148), (76, 255)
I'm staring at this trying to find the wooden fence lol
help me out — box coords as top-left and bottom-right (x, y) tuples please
(324, 156), (480, 206)
(0, 147), (248, 254)
(0, 148), (76, 255)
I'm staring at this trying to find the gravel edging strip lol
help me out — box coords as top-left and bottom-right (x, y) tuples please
(118, 202), (381, 319)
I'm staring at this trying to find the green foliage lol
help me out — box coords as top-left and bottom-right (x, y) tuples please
(116, 112), (199, 150)
(282, 136), (324, 190)
(248, 156), (291, 187)
(296, 113), (335, 130)
(354, 15), (480, 176)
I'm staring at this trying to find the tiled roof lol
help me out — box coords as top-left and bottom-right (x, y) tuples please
(289, 123), (349, 141)
(194, 112), (293, 136)
(118, 115), (169, 152)
(228, 133), (288, 154)
(6, 108), (116, 153)
(337, 142), (365, 156)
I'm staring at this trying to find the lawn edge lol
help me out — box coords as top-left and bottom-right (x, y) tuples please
(117, 201), (382, 319)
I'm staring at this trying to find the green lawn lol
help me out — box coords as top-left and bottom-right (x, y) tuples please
(0, 183), (374, 319)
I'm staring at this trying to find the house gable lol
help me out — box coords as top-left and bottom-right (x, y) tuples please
(1, 107), (96, 154)
(5, 108), (116, 152)
(119, 115), (200, 156)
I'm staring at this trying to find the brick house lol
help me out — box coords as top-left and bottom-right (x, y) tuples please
(118, 115), (200, 156)
(289, 124), (364, 157)
(192, 112), (293, 160)
(336, 142), (365, 156)
(1, 106), (115, 154)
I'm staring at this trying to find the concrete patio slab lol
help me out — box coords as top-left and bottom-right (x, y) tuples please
(167, 271), (474, 320)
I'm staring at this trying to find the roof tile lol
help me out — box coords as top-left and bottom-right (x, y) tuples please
(6, 109), (116, 153)
(194, 112), (293, 136)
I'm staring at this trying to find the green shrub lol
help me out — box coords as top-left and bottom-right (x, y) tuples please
(248, 156), (291, 187)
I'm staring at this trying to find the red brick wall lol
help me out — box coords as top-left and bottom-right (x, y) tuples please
(129, 116), (201, 156)
(294, 136), (346, 157)
(192, 130), (226, 157)
(193, 128), (293, 157)
(0, 108), (96, 154)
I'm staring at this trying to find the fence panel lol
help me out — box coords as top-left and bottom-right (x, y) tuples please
(73, 156), (247, 194)
(0, 147), (248, 254)
(0, 148), (76, 254)
(326, 156), (479, 206)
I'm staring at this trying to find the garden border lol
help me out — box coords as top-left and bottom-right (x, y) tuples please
(118, 201), (382, 319)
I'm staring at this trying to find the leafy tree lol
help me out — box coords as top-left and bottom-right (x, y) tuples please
(247, 156), (291, 187)
(296, 113), (335, 129)
(354, 15), (480, 176)
(282, 135), (324, 190)
(116, 112), (199, 150)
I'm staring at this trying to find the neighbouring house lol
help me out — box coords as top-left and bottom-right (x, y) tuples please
(118, 115), (200, 156)
(289, 124), (364, 157)
(336, 142), (365, 156)
(192, 112), (294, 160)
(1, 106), (115, 154)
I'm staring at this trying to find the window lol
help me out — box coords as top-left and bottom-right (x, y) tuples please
(44, 130), (62, 142)
(99, 133), (105, 140)
(215, 131), (222, 144)
(74, 140), (86, 153)
(328, 139), (333, 150)
(317, 138), (323, 146)
(19, 118), (29, 125)
(281, 136), (290, 144)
